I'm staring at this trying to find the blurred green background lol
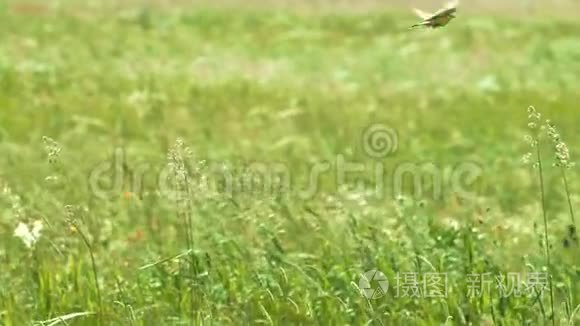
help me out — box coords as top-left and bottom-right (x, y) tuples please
(0, 1), (579, 325)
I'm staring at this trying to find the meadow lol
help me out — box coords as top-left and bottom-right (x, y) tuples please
(0, 1), (579, 325)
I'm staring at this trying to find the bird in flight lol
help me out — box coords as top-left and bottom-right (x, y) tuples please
(409, 0), (459, 29)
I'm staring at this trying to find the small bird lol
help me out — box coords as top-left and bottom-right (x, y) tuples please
(409, 0), (459, 29)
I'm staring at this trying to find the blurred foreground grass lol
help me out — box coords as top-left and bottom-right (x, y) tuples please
(0, 2), (579, 325)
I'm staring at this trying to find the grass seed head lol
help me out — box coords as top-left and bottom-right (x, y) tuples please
(546, 121), (574, 168)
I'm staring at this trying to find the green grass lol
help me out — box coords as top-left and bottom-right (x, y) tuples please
(0, 2), (579, 325)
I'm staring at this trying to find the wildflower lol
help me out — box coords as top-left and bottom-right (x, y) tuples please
(523, 106), (543, 169)
(442, 217), (460, 231)
(545, 121), (574, 168)
(167, 138), (192, 187)
(14, 220), (43, 249)
(523, 107), (542, 151)
(521, 152), (532, 164)
(68, 224), (77, 234)
(527, 106), (541, 124)
(42, 136), (61, 164)
(523, 135), (535, 147)
(128, 229), (145, 243)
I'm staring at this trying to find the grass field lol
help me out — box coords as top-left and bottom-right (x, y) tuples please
(1, 1), (579, 325)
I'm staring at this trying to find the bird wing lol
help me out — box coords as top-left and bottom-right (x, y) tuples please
(431, 7), (456, 19)
(432, 0), (459, 17)
(412, 8), (433, 20)
(445, 0), (459, 9)
(413, 0), (458, 20)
